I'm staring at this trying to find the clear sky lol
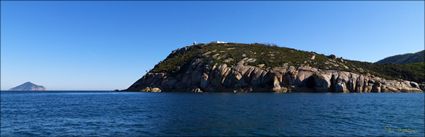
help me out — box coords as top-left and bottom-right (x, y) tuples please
(1, 1), (424, 90)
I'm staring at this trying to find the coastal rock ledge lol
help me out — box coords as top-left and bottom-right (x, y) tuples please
(126, 43), (423, 93)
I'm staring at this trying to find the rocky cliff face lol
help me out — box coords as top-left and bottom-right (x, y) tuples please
(127, 43), (423, 93)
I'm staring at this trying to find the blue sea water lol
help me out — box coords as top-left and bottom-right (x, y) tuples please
(1, 91), (424, 136)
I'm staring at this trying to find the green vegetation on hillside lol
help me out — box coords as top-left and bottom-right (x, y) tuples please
(151, 45), (203, 74)
(350, 61), (424, 82)
(150, 43), (425, 83)
(376, 50), (424, 64)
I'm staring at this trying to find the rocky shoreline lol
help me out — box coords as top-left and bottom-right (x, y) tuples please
(127, 58), (423, 93)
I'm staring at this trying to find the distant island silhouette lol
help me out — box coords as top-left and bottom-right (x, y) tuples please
(9, 82), (46, 91)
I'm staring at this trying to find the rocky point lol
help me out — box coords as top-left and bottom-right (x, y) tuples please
(127, 42), (424, 93)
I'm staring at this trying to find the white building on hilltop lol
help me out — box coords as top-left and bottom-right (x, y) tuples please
(211, 41), (227, 44)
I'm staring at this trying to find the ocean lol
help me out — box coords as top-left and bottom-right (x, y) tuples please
(1, 91), (424, 136)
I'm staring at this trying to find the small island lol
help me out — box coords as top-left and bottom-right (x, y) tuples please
(9, 82), (46, 91)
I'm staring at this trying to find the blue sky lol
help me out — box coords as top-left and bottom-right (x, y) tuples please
(1, 1), (424, 90)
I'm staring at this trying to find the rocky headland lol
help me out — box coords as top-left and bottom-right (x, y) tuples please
(127, 42), (424, 93)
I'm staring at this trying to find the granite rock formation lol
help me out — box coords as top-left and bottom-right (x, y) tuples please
(127, 43), (423, 93)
